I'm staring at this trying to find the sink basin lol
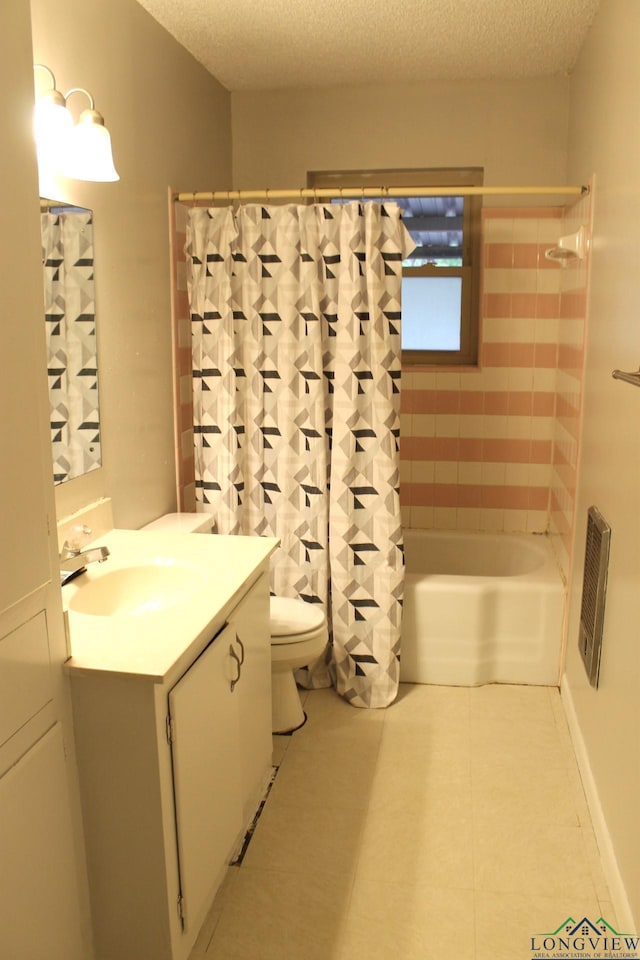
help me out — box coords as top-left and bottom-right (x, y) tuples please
(68, 561), (209, 617)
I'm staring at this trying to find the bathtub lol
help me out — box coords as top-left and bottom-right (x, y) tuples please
(400, 529), (565, 686)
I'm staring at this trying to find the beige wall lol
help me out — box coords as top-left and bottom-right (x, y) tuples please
(30, 0), (232, 529)
(564, 0), (640, 929)
(1, 0), (54, 610)
(231, 76), (570, 189)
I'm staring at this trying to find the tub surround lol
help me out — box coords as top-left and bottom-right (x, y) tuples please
(400, 206), (568, 538)
(549, 185), (592, 578)
(171, 201), (591, 558)
(399, 203), (590, 563)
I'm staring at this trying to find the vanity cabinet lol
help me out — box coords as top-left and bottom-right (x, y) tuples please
(69, 566), (272, 960)
(168, 622), (242, 933)
(228, 571), (273, 825)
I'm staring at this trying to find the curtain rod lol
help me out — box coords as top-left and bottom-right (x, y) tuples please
(175, 185), (588, 203)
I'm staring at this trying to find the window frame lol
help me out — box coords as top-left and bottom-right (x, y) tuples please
(307, 167), (483, 367)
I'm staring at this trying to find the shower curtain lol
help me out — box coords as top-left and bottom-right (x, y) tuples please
(186, 202), (414, 708)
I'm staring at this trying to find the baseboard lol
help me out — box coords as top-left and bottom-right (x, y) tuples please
(560, 674), (636, 932)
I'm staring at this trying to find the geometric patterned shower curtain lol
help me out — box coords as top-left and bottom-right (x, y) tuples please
(186, 202), (414, 708)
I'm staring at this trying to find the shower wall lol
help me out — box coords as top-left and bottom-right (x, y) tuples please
(400, 202), (590, 581)
(549, 189), (592, 579)
(169, 201), (196, 512)
(169, 199), (591, 581)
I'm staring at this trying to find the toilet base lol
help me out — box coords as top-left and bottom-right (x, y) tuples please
(271, 666), (306, 734)
(269, 605), (328, 735)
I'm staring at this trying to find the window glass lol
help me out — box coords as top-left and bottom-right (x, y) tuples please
(402, 276), (462, 351)
(399, 196), (464, 268)
(307, 168), (483, 366)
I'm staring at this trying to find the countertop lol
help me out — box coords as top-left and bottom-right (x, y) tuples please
(63, 529), (278, 681)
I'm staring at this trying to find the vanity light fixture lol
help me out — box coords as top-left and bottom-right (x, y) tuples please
(62, 87), (119, 182)
(33, 64), (119, 182)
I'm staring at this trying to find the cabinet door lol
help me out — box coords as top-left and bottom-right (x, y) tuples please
(0, 723), (85, 960)
(168, 624), (241, 934)
(0, 612), (54, 748)
(229, 573), (272, 825)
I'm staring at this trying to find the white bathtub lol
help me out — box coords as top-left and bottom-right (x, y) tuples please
(400, 529), (565, 686)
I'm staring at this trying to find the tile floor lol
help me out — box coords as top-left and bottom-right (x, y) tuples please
(190, 683), (614, 960)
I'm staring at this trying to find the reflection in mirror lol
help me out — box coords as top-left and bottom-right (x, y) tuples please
(41, 200), (101, 484)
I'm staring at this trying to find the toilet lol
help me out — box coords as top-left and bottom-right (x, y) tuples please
(142, 511), (214, 535)
(142, 512), (328, 734)
(269, 596), (327, 733)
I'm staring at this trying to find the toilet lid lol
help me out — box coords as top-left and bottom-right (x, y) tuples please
(270, 597), (326, 643)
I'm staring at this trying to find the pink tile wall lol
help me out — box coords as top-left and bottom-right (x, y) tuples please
(169, 200), (196, 511)
(400, 207), (567, 534)
(550, 189), (592, 576)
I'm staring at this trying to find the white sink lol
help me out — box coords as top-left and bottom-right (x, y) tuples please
(68, 561), (209, 617)
(63, 527), (279, 680)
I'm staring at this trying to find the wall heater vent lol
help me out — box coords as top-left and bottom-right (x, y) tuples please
(579, 506), (611, 688)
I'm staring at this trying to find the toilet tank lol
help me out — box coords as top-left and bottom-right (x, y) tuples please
(141, 512), (215, 534)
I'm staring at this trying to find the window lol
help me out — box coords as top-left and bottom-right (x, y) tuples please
(308, 168), (483, 366)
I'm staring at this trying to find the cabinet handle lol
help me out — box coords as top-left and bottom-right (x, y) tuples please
(234, 635), (245, 665)
(229, 643), (242, 692)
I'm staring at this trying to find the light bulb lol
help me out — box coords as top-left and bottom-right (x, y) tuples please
(33, 90), (73, 173)
(61, 108), (119, 182)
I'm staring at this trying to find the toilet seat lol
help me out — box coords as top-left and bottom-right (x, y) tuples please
(269, 596), (326, 644)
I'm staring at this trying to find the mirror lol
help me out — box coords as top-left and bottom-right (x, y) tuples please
(40, 199), (101, 484)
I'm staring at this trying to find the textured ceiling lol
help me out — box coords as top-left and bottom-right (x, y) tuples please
(135, 0), (600, 92)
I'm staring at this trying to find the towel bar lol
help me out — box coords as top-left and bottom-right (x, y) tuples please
(612, 369), (640, 387)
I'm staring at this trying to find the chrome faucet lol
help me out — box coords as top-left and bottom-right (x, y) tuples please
(59, 525), (110, 586)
